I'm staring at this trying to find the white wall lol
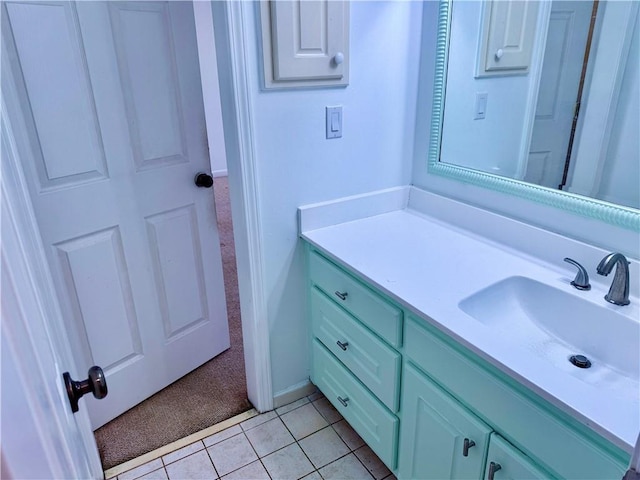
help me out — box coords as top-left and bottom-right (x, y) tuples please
(412, 1), (639, 259)
(440, 1), (537, 178)
(220, 2), (423, 398)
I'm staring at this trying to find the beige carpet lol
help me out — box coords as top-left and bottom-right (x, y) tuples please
(95, 177), (251, 470)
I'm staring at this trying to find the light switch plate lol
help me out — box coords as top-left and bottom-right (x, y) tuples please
(326, 106), (342, 138)
(474, 93), (488, 120)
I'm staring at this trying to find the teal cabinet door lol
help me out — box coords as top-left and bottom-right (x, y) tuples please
(398, 363), (492, 480)
(484, 434), (551, 480)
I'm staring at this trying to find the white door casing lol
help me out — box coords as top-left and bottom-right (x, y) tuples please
(210, 0), (274, 413)
(2, 0), (230, 428)
(567, 1), (639, 197)
(526, 0), (594, 188)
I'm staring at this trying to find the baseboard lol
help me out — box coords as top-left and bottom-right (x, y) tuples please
(212, 169), (228, 178)
(273, 380), (318, 409)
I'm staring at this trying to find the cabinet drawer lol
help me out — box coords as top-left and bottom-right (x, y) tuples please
(311, 339), (398, 469)
(405, 317), (627, 479)
(311, 287), (401, 412)
(309, 251), (402, 347)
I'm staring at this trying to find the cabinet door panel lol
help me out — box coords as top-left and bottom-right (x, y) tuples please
(484, 434), (550, 479)
(399, 363), (492, 480)
(271, 0), (346, 80)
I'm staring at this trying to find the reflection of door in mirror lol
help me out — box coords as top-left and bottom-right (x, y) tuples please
(526, 1), (595, 190)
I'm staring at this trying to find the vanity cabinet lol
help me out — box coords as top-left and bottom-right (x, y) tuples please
(305, 246), (629, 480)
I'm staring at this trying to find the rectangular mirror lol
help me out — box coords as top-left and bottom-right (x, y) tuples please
(429, 0), (639, 231)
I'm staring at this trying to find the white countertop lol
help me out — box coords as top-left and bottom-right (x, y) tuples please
(300, 191), (640, 453)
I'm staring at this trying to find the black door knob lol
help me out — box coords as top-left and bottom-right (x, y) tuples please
(194, 172), (214, 188)
(63, 366), (108, 413)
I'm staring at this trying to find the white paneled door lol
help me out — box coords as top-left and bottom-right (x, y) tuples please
(2, 1), (230, 428)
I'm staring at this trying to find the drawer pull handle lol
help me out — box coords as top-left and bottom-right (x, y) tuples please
(336, 340), (349, 351)
(488, 462), (502, 480)
(337, 396), (349, 407)
(334, 291), (348, 301)
(462, 438), (476, 457)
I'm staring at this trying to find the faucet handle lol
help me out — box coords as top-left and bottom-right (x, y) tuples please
(564, 258), (591, 291)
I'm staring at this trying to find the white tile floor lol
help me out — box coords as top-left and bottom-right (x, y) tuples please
(114, 392), (397, 480)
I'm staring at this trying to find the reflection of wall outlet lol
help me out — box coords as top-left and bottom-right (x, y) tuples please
(474, 92), (488, 119)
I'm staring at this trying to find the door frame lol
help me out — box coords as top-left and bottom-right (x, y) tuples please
(210, 0), (274, 413)
(566, 0), (639, 197)
(2, 1), (273, 474)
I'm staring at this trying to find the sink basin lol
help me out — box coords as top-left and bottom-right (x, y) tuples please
(459, 276), (639, 394)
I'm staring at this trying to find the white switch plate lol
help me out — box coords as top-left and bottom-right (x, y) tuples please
(326, 106), (342, 138)
(474, 92), (488, 120)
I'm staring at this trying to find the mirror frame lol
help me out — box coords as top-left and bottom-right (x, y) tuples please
(427, 0), (640, 232)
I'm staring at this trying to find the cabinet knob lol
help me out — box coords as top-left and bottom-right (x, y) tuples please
(495, 48), (504, 60)
(462, 438), (476, 457)
(336, 340), (349, 351)
(488, 462), (502, 480)
(337, 396), (349, 407)
(334, 291), (348, 301)
(333, 52), (344, 65)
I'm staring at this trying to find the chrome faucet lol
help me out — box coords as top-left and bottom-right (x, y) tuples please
(596, 253), (630, 306)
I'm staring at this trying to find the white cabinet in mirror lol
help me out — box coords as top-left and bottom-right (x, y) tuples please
(428, 0), (639, 230)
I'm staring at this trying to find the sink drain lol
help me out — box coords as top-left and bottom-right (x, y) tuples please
(569, 354), (592, 369)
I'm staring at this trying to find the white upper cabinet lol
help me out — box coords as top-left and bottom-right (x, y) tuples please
(477, 0), (540, 76)
(260, 0), (349, 89)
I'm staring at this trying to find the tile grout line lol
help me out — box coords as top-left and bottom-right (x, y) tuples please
(160, 440), (205, 467)
(312, 398), (385, 480)
(202, 444), (221, 479)
(237, 428), (275, 480)
(234, 393), (336, 479)
(277, 394), (332, 476)
(305, 396), (380, 480)
(273, 394), (366, 480)
(235, 428), (272, 480)
(248, 407), (312, 479)
(278, 401), (320, 474)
